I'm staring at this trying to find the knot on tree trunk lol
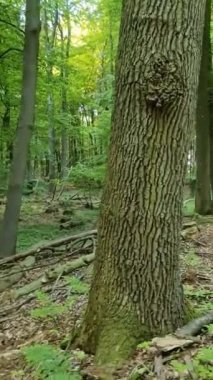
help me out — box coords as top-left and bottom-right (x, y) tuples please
(145, 55), (185, 108)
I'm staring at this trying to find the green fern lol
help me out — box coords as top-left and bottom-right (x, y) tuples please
(171, 346), (213, 380)
(196, 346), (213, 362)
(30, 291), (69, 320)
(171, 360), (187, 374)
(206, 324), (213, 334)
(137, 341), (151, 350)
(22, 344), (82, 380)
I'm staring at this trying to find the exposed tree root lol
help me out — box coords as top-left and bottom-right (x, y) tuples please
(175, 311), (213, 337)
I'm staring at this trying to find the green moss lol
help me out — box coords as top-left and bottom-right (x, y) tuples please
(95, 317), (143, 367)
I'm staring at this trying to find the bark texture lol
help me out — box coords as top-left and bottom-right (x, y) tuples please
(195, 0), (211, 215)
(0, 0), (40, 257)
(76, 0), (206, 367)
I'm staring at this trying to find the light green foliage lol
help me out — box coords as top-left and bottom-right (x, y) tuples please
(185, 250), (202, 267)
(30, 291), (73, 321)
(31, 276), (88, 321)
(22, 344), (82, 379)
(171, 360), (188, 375)
(171, 346), (213, 379)
(70, 159), (106, 188)
(0, 0), (121, 190)
(65, 275), (89, 294)
(137, 341), (151, 350)
(207, 324), (213, 334)
(17, 224), (64, 251)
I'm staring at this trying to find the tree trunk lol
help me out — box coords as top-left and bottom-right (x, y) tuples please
(76, 0), (206, 367)
(47, 94), (56, 193)
(43, 0), (58, 193)
(195, 0), (211, 214)
(0, 0), (40, 258)
(59, 11), (70, 180)
(208, 2), (213, 206)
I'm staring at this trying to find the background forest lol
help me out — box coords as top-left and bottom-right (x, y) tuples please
(0, 0), (120, 193)
(0, 0), (213, 379)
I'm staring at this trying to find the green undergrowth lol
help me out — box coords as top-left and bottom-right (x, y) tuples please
(22, 344), (83, 379)
(17, 224), (64, 251)
(184, 285), (213, 315)
(21, 277), (89, 378)
(16, 208), (99, 251)
(171, 346), (213, 379)
(30, 276), (89, 323)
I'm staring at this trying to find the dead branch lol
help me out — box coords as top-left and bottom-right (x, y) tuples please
(0, 256), (35, 293)
(14, 252), (95, 299)
(0, 229), (97, 266)
(154, 355), (166, 380)
(0, 295), (35, 318)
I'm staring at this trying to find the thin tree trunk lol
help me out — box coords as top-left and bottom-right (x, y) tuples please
(59, 9), (70, 179)
(195, 0), (211, 214)
(43, 0), (58, 193)
(0, 0), (40, 257)
(47, 94), (56, 193)
(76, 0), (206, 367)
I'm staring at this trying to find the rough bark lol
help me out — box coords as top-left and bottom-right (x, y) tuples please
(195, 0), (211, 214)
(209, 2), (213, 206)
(0, 0), (40, 257)
(76, 0), (206, 367)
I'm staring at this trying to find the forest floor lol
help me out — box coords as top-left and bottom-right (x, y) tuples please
(0, 193), (212, 380)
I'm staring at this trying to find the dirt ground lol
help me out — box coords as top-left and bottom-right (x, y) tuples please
(0, 199), (212, 379)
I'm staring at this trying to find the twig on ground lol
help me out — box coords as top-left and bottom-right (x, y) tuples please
(154, 355), (166, 380)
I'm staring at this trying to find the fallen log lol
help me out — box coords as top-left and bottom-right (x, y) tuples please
(0, 229), (97, 266)
(14, 252), (95, 299)
(0, 256), (35, 293)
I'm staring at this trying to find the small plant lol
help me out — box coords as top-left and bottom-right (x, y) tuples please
(22, 344), (82, 379)
(184, 286), (213, 315)
(137, 341), (151, 350)
(30, 278), (88, 323)
(185, 250), (201, 267)
(65, 276), (89, 294)
(206, 324), (213, 335)
(30, 291), (69, 321)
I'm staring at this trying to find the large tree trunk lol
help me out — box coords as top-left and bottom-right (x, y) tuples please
(195, 0), (211, 214)
(0, 0), (40, 258)
(76, 0), (206, 367)
(209, 2), (213, 206)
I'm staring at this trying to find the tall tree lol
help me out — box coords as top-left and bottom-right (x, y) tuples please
(209, 0), (213, 206)
(195, 0), (212, 215)
(59, 2), (71, 179)
(75, 0), (206, 368)
(43, 0), (58, 193)
(0, 0), (40, 257)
